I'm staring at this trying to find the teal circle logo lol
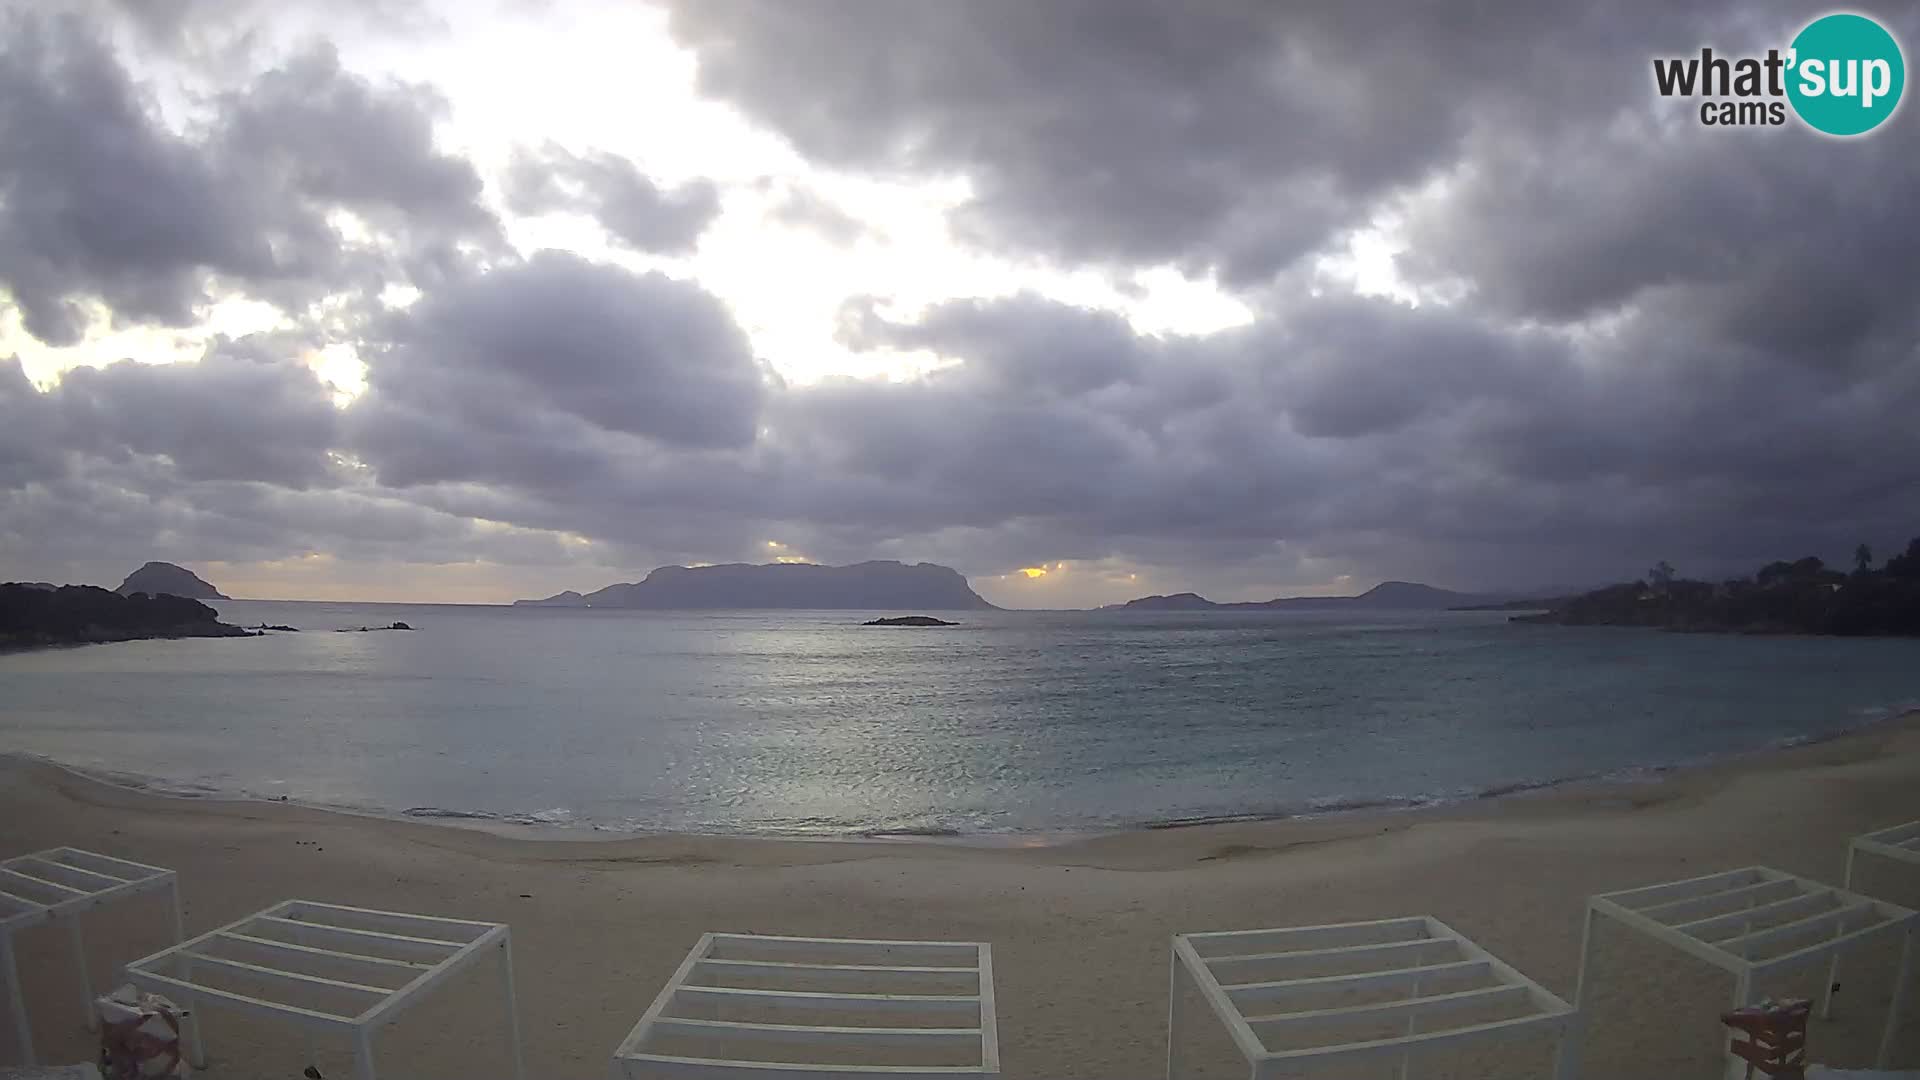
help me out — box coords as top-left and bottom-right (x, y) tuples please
(1787, 13), (1905, 136)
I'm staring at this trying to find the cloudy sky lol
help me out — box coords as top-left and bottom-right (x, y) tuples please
(2, 1), (1917, 607)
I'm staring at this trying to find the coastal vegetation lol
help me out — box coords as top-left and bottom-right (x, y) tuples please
(1515, 536), (1920, 636)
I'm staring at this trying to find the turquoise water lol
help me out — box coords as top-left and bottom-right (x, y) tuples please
(2, 601), (1917, 836)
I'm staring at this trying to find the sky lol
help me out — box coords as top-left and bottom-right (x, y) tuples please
(2, 1), (1918, 608)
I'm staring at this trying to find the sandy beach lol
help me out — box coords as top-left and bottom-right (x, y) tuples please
(3, 715), (1919, 1079)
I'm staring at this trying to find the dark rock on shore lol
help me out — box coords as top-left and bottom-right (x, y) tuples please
(0, 584), (253, 649)
(251, 623), (300, 632)
(338, 622), (413, 632)
(863, 615), (958, 626)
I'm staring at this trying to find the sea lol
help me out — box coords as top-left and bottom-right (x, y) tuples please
(2, 601), (1918, 839)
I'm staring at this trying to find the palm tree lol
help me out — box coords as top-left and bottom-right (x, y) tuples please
(1855, 543), (1873, 575)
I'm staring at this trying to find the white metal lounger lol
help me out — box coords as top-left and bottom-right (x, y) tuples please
(1578, 867), (1918, 1077)
(1168, 916), (1578, 1079)
(0, 847), (181, 1066)
(121, 899), (524, 1080)
(1825, 821), (1920, 1021)
(613, 933), (1000, 1078)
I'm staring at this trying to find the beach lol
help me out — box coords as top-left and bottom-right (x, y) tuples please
(3, 714), (1918, 1079)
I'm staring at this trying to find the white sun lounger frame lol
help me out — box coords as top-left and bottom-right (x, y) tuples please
(0, 847), (181, 1066)
(122, 899), (524, 1080)
(612, 932), (1000, 1078)
(1167, 915), (1578, 1079)
(1576, 866), (1918, 1076)
(1824, 820), (1920, 1023)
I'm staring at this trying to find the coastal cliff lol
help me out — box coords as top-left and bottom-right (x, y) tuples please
(517, 560), (997, 610)
(1, 584), (252, 648)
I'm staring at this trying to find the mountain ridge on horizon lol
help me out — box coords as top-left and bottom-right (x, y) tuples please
(114, 561), (229, 601)
(1106, 580), (1524, 611)
(515, 559), (998, 610)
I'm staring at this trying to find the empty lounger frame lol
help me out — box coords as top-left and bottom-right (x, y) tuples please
(0, 847), (181, 1066)
(1167, 915), (1578, 1079)
(122, 899), (524, 1080)
(1826, 821), (1920, 1021)
(1575, 866), (1918, 1076)
(612, 933), (1000, 1078)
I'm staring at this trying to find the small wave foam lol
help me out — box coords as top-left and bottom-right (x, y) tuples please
(404, 806), (576, 827)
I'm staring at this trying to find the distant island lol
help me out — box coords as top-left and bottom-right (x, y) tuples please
(516, 560), (997, 610)
(1108, 580), (1513, 611)
(1, 584), (252, 649)
(117, 561), (229, 600)
(863, 615), (958, 626)
(1514, 538), (1920, 636)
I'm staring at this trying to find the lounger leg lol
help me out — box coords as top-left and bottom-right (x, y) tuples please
(1823, 845), (1857, 1021)
(70, 918), (97, 1032)
(1165, 949), (1183, 1080)
(500, 935), (526, 1080)
(164, 877), (205, 1068)
(1554, 906), (1592, 1080)
(168, 876), (185, 948)
(1571, 904), (1596, 1011)
(172, 953), (206, 1069)
(3, 934), (34, 1066)
(1400, 974), (1422, 1080)
(354, 1027), (376, 1080)
(1877, 928), (1914, 1070)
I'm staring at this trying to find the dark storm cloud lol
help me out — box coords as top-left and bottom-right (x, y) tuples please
(346, 252), (768, 493)
(1401, 110), (1920, 374)
(0, 14), (282, 344)
(8, 0), (1920, 603)
(51, 336), (344, 488)
(505, 144), (721, 254)
(0, 358), (63, 488)
(0, 11), (497, 346)
(661, 0), (1733, 285)
(0, 337), (341, 490)
(221, 46), (493, 238)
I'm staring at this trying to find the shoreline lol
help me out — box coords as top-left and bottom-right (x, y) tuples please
(8, 707), (1917, 851)
(5, 710), (1920, 1077)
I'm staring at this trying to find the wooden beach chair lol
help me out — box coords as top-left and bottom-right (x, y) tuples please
(1721, 998), (1920, 1080)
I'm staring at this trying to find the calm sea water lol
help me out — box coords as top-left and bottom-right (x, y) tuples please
(2, 602), (1917, 837)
